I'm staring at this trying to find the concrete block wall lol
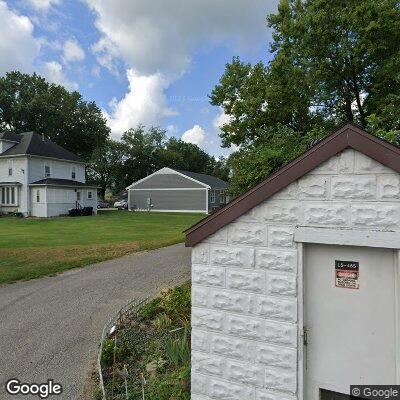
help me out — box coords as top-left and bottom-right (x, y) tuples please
(191, 149), (400, 400)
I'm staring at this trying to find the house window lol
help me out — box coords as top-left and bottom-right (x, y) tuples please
(71, 166), (76, 180)
(0, 186), (18, 206)
(220, 190), (226, 204)
(87, 191), (92, 199)
(44, 164), (51, 178)
(36, 190), (40, 203)
(8, 162), (12, 176)
(210, 190), (216, 203)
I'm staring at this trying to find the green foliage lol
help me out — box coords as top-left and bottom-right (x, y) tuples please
(88, 125), (230, 195)
(101, 283), (192, 400)
(212, 0), (400, 194)
(0, 71), (109, 160)
(164, 328), (190, 367)
(101, 338), (117, 367)
(154, 314), (172, 332)
(159, 282), (191, 324)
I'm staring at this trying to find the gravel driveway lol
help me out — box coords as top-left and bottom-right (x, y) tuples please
(0, 243), (191, 399)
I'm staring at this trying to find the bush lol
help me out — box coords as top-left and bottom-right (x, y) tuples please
(101, 282), (192, 400)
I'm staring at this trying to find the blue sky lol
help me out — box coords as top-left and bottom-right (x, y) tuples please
(1, 0), (278, 156)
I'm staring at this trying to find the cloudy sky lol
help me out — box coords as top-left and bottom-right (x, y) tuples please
(1, 0), (278, 156)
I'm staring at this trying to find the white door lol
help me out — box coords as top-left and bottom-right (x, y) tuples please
(304, 244), (398, 399)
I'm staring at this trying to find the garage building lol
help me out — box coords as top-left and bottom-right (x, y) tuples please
(127, 167), (228, 213)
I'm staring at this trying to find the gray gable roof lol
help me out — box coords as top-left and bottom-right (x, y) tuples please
(173, 169), (228, 189)
(0, 132), (83, 162)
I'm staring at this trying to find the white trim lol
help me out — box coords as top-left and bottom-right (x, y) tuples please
(126, 167), (210, 189)
(29, 183), (99, 188)
(206, 188), (209, 214)
(0, 154), (86, 164)
(295, 227), (400, 249)
(0, 138), (19, 144)
(297, 242), (305, 400)
(134, 209), (207, 214)
(396, 250), (400, 384)
(129, 188), (207, 191)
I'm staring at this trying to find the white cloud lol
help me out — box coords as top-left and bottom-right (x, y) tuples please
(213, 109), (231, 130)
(63, 39), (85, 63)
(85, 0), (276, 76)
(104, 68), (176, 137)
(0, 1), (40, 75)
(181, 125), (206, 146)
(42, 61), (78, 90)
(26, 0), (61, 10)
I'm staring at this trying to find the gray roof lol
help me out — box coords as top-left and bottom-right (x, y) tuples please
(0, 131), (22, 142)
(173, 169), (228, 189)
(0, 132), (83, 162)
(30, 178), (97, 187)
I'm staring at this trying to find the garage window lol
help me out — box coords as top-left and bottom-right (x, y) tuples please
(87, 191), (93, 199)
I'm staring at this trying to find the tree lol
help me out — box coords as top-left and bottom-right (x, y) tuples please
(88, 125), (231, 195)
(211, 0), (400, 194)
(0, 71), (110, 160)
(86, 139), (125, 198)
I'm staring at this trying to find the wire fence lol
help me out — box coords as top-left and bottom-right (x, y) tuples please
(97, 297), (150, 400)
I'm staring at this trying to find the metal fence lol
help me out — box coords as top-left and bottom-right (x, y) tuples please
(97, 297), (150, 400)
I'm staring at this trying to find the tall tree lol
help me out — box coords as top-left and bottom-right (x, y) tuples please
(211, 0), (400, 195)
(0, 71), (110, 160)
(86, 139), (125, 198)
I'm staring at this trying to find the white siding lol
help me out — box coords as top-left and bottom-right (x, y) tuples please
(30, 187), (47, 217)
(0, 140), (17, 153)
(39, 187), (98, 217)
(28, 158), (85, 183)
(191, 149), (400, 400)
(0, 157), (29, 214)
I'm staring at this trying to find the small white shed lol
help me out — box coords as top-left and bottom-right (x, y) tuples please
(186, 123), (400, 400)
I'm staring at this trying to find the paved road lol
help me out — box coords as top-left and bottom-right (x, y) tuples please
(0, 244), (191, 400)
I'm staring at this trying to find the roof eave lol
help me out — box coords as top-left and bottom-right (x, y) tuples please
(185, 123), (400, 247)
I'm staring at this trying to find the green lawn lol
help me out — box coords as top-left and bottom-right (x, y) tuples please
(0, 210), (203, 284)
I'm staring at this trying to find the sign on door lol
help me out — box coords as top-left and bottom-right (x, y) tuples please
(335, 260), (359, 289)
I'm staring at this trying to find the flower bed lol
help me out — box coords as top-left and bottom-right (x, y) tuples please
(99, 282), (191, 400)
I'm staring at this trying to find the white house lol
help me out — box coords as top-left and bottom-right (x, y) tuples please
(0, 131), (98, 217)
(186, 123), (400, 400)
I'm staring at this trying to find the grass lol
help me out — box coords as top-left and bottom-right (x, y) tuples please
(99, 282), (191, 400)
(0, 211), (203, 284)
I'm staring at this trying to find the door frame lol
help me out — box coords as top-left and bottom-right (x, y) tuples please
(295, 227), (400, 400)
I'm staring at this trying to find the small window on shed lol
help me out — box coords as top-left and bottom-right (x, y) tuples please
(210, 190), (216, 203)
(87, 191), (92, 199)
(72, 166), (76, 180)
(8, 161), (12, 176)
(36, 190), (40, 203)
